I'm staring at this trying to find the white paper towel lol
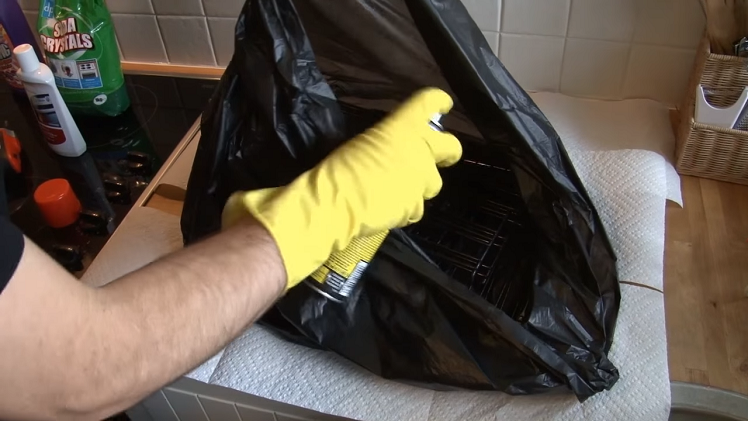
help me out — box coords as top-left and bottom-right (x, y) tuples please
(531, 92), (682, 206)
(194, 284), (668, 421)
(81, 95), (676, 421)
(570, 150), (668, 291)
(532, 93), (678, 290)
(422, 286), (668, 421)
(190, 148), (672, 421)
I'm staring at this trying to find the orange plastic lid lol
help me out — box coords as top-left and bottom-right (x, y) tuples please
(33, 179), (82, 228)
(1, 129), (22, 174)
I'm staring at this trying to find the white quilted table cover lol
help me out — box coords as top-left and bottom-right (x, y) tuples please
(82, 94), (677, 421)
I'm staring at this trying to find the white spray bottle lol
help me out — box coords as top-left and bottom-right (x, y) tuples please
(13, 44), (86, 157)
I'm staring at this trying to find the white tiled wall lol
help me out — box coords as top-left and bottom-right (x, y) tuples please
(17, 0), (705, 105)
(479, 0), (704, 105)
(16, 0), (243, 67)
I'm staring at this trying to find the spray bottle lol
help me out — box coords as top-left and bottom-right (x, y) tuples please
(304, 114), (446, 301)
(14, 43), (86, 157)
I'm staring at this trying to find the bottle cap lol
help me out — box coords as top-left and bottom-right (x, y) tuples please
(1, 129), (22, 174)
(13, 44), (40, 73)
(34, 179), (82, 228)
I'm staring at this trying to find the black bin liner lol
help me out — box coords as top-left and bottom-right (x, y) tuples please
(181, 0), (621, 400)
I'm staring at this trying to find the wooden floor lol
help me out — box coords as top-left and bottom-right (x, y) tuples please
(664, 175), (748, 395)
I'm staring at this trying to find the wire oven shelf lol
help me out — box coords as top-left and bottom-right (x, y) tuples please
(339, 103), (532, 321)
(404, 145), (532, 321)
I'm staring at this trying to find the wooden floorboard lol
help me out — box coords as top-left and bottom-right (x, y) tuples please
(665, 175), (748, 395)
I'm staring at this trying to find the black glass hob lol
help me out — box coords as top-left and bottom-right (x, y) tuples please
(0, 75), (219, 276)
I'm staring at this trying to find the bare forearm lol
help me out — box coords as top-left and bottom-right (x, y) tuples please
(0, 219), (286, 420)
(90, 219), (286, 416)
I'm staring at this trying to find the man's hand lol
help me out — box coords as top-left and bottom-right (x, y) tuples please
(0, 218), (285, 421)
(0, 88), (460, 420)
(223, 88), (462, 288)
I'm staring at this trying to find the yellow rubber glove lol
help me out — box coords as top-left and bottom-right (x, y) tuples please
(223, 88), (462, 289)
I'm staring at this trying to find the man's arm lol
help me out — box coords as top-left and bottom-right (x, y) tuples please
(0, 88), (461, 421)
(0, 218), (286, 421)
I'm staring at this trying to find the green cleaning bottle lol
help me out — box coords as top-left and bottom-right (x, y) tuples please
(37, 0), (129, 117)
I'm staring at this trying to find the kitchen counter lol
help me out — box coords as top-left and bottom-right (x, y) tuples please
(83, 93), (681, 421)
(665, 176), (748, 397)
(79, 119), (365, 421)
(79, 118), (200, 287)
(0, 75), (216, 274)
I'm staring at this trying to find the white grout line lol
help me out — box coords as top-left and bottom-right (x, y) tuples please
(496, 0), (502, 33)
(556, 0), (575, 93)
(496, 0), (504, 57)
(161, 390), (180, 420)
(232, 403), (244, 421)
(148, 0), (171, 64)
(618, 43), (634, 99)
(195, 394), (211, 421)
(202, 16), (219, 67)
(113, 28), (124, 61)
(617, 0), (641, 100)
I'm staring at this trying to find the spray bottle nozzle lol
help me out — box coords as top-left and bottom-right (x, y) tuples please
(429, 113), (444, 132)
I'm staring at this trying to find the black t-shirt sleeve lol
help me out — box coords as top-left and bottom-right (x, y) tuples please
(0, 216), (24, 294)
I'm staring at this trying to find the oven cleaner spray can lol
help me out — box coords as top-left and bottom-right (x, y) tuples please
(304, 114), (445, 302)
(37, 0), (129, 117)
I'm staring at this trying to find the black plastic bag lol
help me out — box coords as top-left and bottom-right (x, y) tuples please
(182, 0), (621, 400)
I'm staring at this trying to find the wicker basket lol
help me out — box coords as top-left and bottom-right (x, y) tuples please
(677, 37), (748, 185)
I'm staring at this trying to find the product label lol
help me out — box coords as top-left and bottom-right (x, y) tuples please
(0, 24), (23, 89)
(39, 16), (102, 90)
(41, 0), (55, 19)
(48, 57), (103, 89)
(40, 17), (95, 54)
(29, 93), (66, 145)
(37, 0), (129, 116)
(309, 231), (389, 299)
